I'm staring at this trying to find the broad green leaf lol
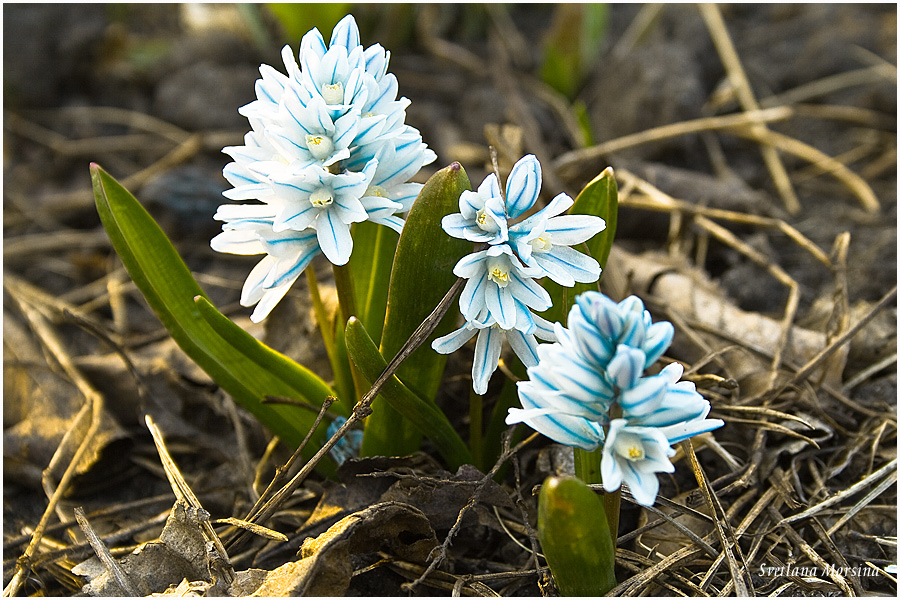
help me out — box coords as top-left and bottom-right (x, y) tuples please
(538, 476), (617, 596)
(541, 167), (618, 326)
(345, 317), (473, 470)
(91, 164), (344, 471)
(362, 163), (472, 457)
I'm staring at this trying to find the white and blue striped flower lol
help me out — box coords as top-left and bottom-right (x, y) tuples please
(432, 243), (556, 394)
(210, 205), (321, 323)
(508, 191), (606, 287)
(601, 420), (676, 507)
(506, 291), (724, 506)
(441, 172), (509, 245)
(213, 14), (436, 321)
(453, 245), (551, 331)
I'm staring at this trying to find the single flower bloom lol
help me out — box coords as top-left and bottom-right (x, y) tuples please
(441, 173), (509, 245)
(508, 191), (606, 287)
(269, 163), (372, 265)
(601, 419), (676, 506)
(211, 204), (321, 323)
(453, 245), (550, 331)
(353, 126), (438, 232)
(296, 15), (369, 118)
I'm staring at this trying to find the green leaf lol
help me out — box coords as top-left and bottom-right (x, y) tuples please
(348, 220), (399, 344)
(345, 317), (473, 470)
(362, 163), (472, 457)
(90, 164), (344, 469)
(538, 476), (617, 596)
(541, 167), (618, 326)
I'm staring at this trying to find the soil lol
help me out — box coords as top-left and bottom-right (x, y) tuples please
(3, 4), (897, 597)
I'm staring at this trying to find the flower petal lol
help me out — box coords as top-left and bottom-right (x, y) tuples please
(506, 329), (539, 367)
(544, 214), (606, 245)
(210, 229), (265, 256)
(505, 154), (541, 219)
(485, 281), (517, 330)
(316, 208), (353, 265)
(472, 326), (503, 395)
(432, 322), (478, 354)
(607, 345), (648, 390)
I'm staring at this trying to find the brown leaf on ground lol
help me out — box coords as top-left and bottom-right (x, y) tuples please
(247, 502), (438, 597)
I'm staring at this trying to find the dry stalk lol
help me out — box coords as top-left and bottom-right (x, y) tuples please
(552, 106), (793, 178)
(73, 507), (141, 596)
(145, 415), (236, 584)
(699, 3), (801, 214)
(683, 438), (754, 596)
(1, 291), (106, 598)
(725, 125), (881, 213)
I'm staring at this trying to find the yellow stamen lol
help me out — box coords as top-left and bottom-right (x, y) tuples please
(310, 188), (333, 207)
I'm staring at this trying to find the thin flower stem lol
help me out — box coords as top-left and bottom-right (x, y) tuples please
(469, 390), (483, 469)
(574, 447), (619, 548)
(604, 488), (621, 546)
(573, 447), (603, 485)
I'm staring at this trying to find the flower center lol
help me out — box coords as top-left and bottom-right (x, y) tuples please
(615, 433), (645, 461)
(488, 266), (510, 287)
(529, 233), (553, 253)
(365, 185), (388, 198)
(322, 82), (344, 105)
(305, 134), (334, 160)
(475, 209), (498, 232)
(309, 188), (334, 207)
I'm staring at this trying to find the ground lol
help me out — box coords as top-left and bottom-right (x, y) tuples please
(3, 4), (897, 597)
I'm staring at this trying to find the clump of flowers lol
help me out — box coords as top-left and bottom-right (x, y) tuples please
(506, 292), (724, 505)
(432, 155), (606, 394)
(210, 14), (436, 322)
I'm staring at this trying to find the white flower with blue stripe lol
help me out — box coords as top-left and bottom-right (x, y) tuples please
(210, 206), (320, 323)
(506, 291), (724, 506)
(433, 154), (608, 394)
(212, 14), (435, 321)
(433, 311), (557, 395)
(432, 244), (557, 394)
(441, 172), (509, 245)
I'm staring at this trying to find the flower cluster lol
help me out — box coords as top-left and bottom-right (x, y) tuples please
(211, 15), (436, 322)
(506, 292), (724, 506)
(432, 155), (606, 394)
